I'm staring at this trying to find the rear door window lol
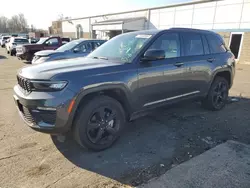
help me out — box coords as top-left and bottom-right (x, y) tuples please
(181, 33), (204, 56)
(206, 34), (227, 54)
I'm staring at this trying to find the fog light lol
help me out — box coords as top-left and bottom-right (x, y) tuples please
(37, 106), (56, 111)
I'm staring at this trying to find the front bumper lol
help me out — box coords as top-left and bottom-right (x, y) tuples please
(16, 52), (28, 60)
(13, 85), (76, 134)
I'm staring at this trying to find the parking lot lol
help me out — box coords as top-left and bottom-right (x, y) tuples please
(1, 47), (250, 188)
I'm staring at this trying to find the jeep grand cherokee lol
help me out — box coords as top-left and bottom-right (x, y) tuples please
(13, 28), (235, 151)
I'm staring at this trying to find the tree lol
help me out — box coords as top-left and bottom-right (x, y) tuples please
(0, 13), (28, 33)
(0, 16), (8, 33)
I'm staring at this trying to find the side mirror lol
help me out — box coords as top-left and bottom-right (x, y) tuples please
(141, 49), (165, 61)
(73, 48), (80, 53)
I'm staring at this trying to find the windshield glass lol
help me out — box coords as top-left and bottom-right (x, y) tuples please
(14, 38), (29, 43)
(3, 36), (10, 40)
(87, 33), (153, 63)
(56, 40), (80, 52)
(37, 37), (48, 44)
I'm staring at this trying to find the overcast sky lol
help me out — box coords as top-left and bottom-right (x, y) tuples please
(0, 0), (192, 29)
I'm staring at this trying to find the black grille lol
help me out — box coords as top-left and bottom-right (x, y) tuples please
(22, 106), (56, 125)
(22, 106), (36, 124)
(17, 76), (32, 93)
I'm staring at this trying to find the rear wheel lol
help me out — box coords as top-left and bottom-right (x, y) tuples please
(202, 76), (229, 111)
(73, 95), (126, 151)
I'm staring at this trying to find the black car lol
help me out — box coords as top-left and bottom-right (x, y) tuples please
(14, 28), (235, 151)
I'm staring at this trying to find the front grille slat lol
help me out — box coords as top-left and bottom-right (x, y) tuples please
(22, 106), (56, 125)
(17, 75), (32, 93)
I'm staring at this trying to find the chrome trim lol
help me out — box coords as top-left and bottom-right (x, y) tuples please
(144, 91), (200, 107)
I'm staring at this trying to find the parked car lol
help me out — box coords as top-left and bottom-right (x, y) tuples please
(13, 28), (235, 151)
(32, 39), (106, 64)
(16, 36), (70, 62)
(0, 36), (11, 48)
(6, 37), (30, 56)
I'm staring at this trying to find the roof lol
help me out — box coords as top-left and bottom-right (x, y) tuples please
(92, 17), (146, 25)
(75, 38), (107, 41)
(62, 0), (223, 22)
(169, 27), (216, 34)
(112, 28), (219, 36)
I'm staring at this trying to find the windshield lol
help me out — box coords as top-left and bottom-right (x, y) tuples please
(37, 37), (48, 44)
(14, 38), (29, 43)
(88, 33), (153, 63)
(3, 36), (10, 40)
(56, 40), (80, 52)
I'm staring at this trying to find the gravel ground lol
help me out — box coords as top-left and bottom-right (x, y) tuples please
(0, 49), (250, 188)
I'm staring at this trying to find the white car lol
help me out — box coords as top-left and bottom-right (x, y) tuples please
(0, 36), (11, 48)
(6, 37), (30, 56)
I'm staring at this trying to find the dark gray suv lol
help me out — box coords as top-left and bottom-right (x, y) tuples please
(14, 28), (235, 151)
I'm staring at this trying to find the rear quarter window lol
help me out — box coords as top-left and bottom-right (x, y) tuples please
(206, 34), (227, 54)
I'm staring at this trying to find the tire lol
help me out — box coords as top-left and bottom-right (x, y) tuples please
(73, 95), (126, 151)
(202, 76), (229, 111)
(10, 51), (13, 56)
(7, 50), (9, 54)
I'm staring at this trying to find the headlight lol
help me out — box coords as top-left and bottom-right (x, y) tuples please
(31, 81), (68, 91)
(33, 56), (50, 64)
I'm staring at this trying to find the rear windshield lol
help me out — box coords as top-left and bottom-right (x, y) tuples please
(14, 38), (29, 43)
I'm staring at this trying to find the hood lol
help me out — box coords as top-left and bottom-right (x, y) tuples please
(18, 57), (123, 80)
(20, 43), (43, 50)
(35, 50), (59, 57)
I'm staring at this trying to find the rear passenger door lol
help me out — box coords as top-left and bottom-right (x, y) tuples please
(179, 32), (212, 95)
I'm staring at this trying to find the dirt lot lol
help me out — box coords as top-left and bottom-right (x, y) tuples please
(0, 48), (250, 188)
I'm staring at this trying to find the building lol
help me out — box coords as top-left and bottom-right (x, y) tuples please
(61, 0), (250, 63)
(49, 21), (63, 36)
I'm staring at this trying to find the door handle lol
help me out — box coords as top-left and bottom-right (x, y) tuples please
(174, 62), (184, 67)
(207, 58), (215, 62)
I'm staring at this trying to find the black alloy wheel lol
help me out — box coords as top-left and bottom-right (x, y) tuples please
(87, 106), (119, 145)
(202, 76), (229, 111)
(212, 81), (228, 109)
(74, 96), (125, 151)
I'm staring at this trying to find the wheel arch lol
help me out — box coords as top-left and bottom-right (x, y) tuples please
(211, 68), (232, 88)
(67, 84), (134, 129)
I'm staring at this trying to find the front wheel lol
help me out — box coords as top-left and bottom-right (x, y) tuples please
(202, 76), (229, 111)
(73, 95), (126, 151)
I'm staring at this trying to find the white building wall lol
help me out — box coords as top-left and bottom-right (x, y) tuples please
(62, 0), (250, 37)
(149, 0), (250, 30)
(62, 18), (90, 35)
(123, 19), (146, 30)
(90, 10), (147, 25)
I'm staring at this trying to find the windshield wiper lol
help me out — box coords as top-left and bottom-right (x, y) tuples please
(92, 56), (108, 60)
